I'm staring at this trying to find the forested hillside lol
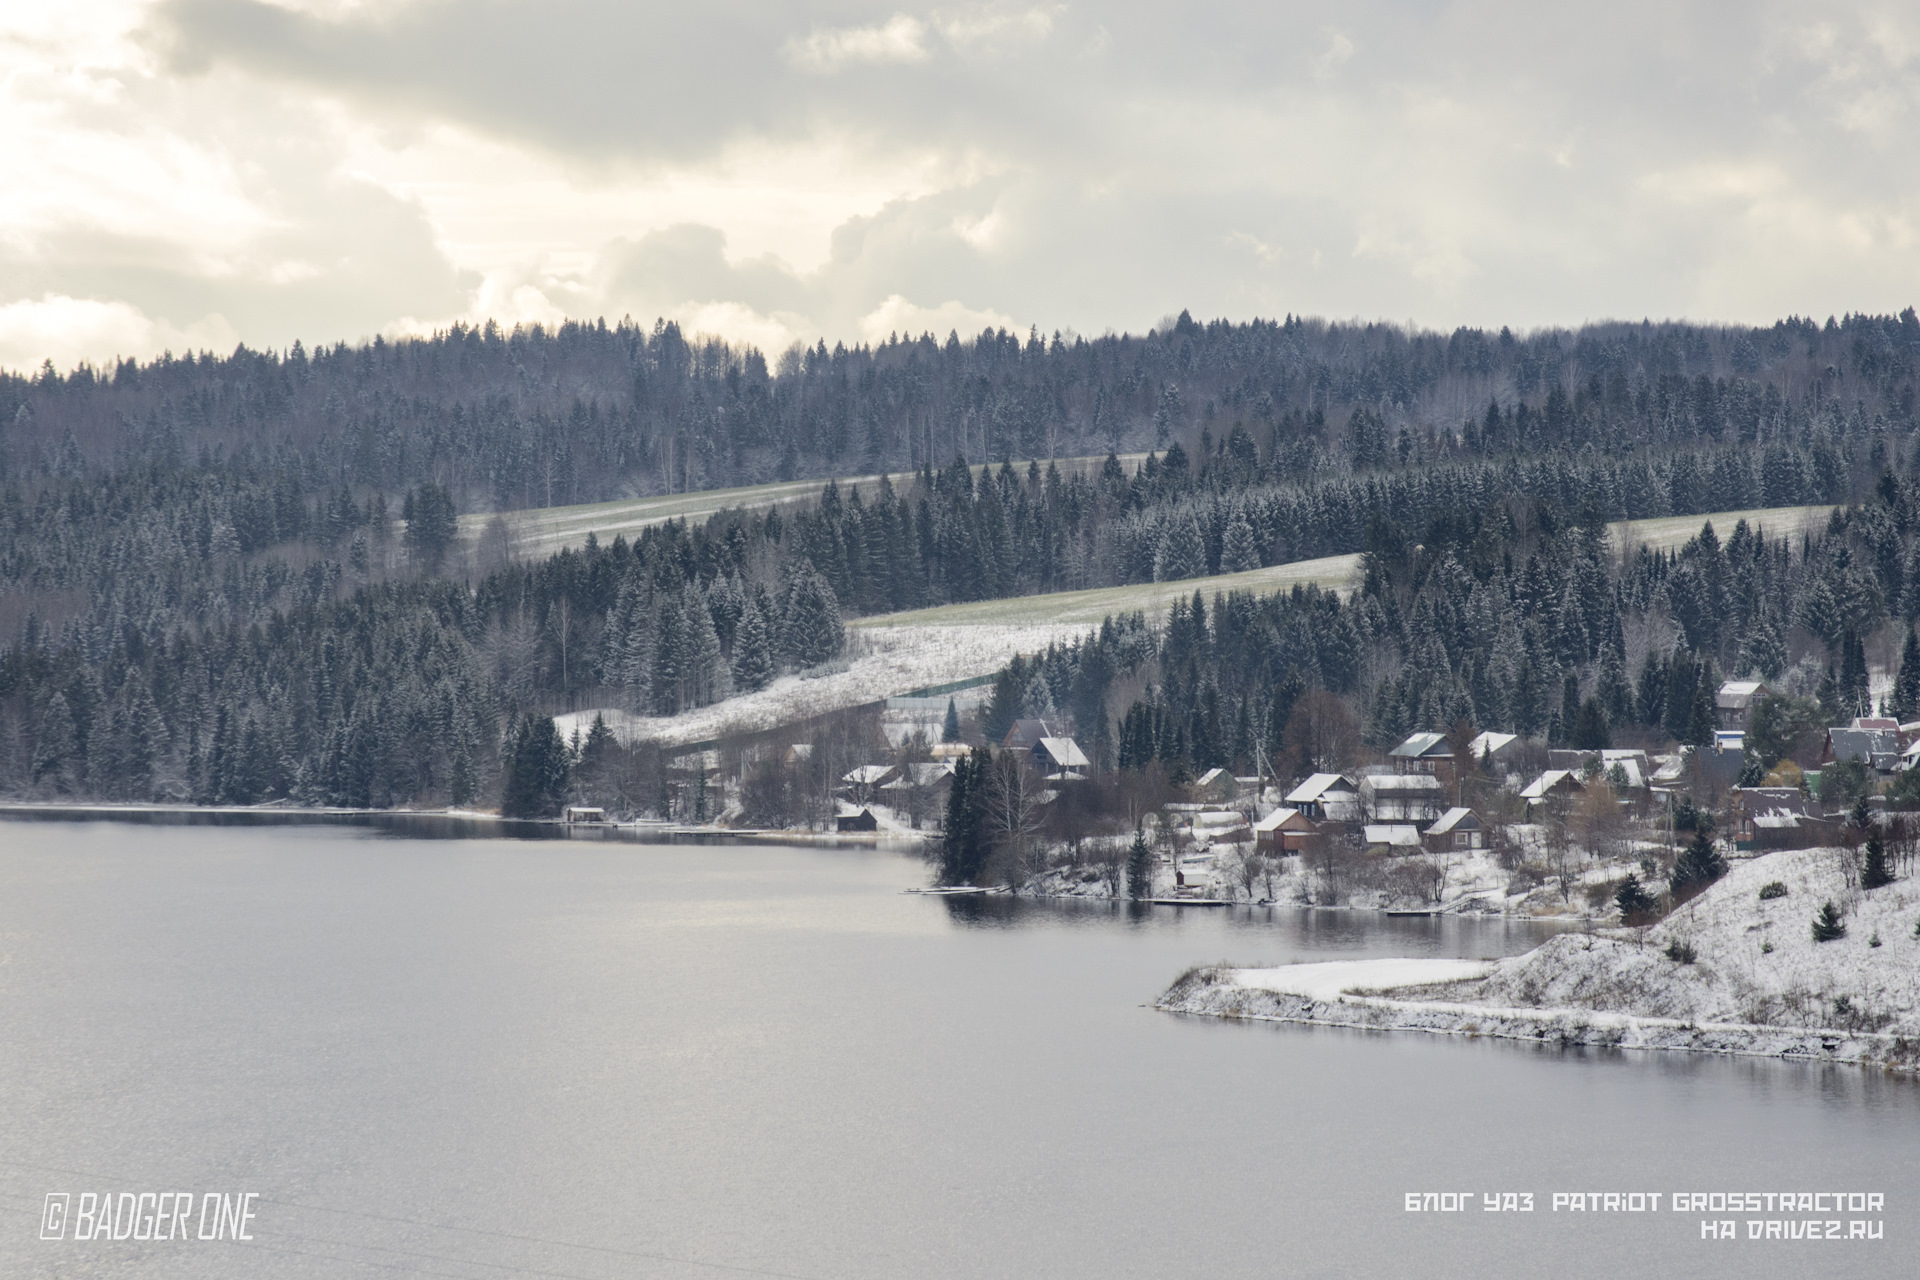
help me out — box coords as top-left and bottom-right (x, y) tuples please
(0, 309), (1916, 811)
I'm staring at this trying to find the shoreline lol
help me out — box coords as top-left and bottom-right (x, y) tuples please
(0, 802), (926, 847)
(1155, 959), (1920, 1073)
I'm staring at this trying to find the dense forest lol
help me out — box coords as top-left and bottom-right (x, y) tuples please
(1, 309), (1917, 811)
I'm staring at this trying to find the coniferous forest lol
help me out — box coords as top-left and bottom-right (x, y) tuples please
(1, 308), (1918, 813)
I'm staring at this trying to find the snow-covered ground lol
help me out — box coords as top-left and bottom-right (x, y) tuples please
(557, 621), (1091, 747)
(1158, 846), (1920, 1072)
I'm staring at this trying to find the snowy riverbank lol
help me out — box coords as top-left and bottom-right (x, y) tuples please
(1157, 845), (1920, 1072)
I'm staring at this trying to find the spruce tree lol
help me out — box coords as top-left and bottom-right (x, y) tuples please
(1220, 512), (1261, 573)
(1863, 834), (1894, 890)
(1127, 827), (1155, 900)
(1153, 515), (1207, 582)
(1613, 873), (1656, 924)
(1892, 627), (1920, 723)
(502, 716), (571, 818)
(942, 698), (961, 743)
(730, 596), (776, 693)
(1670, 830), (1727, 898)
(1570, 696), (1611, 750)
(1811, 900), (1847, 942)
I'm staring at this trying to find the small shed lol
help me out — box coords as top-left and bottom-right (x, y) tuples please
(563, 806), (607, 824)
(836, 808), (879, 833)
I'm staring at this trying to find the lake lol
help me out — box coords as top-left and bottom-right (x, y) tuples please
(1, 817), (1911, 1278)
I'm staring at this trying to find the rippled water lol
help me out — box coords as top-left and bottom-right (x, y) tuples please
(1, 817), (1911, 1278)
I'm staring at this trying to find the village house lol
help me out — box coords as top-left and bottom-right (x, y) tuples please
(1253, 806), (1318, 855)
(1467, 730), (1520, 773)
(1822, 724), (1902, 773)
(1358, 773), (1446, 824)
(1729, 787), (1829, 852)
(842, 764), (897, 806)
(1001, 718), (1057, 753)
(1362, 824), (1422, 853)
(1388, 731), (1457, 784)
(1192, 767), (1237, 801)
(1716, 680), (1770, 729)
(1033, 736), (1091, 778)
(1422, 807), (1484, 853)
(1285, 773), (1360, 823)
(1519, 769), (1584, 813)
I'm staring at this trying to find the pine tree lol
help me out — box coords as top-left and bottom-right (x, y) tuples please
(1863, 835), (1895, 890)
(1127, 827), (1154, 900)
(1811, 899), (1847, 942)
(942, 698), (961, 743)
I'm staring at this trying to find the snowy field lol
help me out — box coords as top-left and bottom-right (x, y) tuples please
(1609, 504), (1838, 554)
(854, 553), (1364, 629)
(556, 621), (1092, 748)
(459, 452), (1149, 559)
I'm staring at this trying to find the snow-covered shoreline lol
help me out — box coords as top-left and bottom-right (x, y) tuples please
(1156, 846), (1920, 1073)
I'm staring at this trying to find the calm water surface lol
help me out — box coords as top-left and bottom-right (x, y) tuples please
(0, 819), (1912, 1279)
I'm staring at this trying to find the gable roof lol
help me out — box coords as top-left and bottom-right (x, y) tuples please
(1037, 737), (1091, 769)
(1389, 731), (1451, 759)
(1286, 772), (1355, 803)
(1520, 769), (1583, 799)
(842, 764), (894, 784)
(1361, 824), (1422, 847)
(1717, 680), (1767, 706)
(1468, 731), (1518, 759)
(1253, 807), (1314, 832)
(1425, 807), (1480, 836)
(1002, 718), (1055, 750)
(1827, 726), (1900, 763)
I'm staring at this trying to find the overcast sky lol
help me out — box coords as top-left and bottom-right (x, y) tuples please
(1, 1), (1916, 372)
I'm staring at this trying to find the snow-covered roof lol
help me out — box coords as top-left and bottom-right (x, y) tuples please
(1038, 737), (1091, 768)
(1253, 807), (1309, 832)
(1603, 759), (1646, 789)
(1360, 774), (1446, 794)
(842, 764), (894, 784)
(1193, 810), (1248, 829)
(1520, 769), (1582, 799)
(1389, 731), (1450, 759)
(1362, 824), (1421, 847)
(1468, 731), (1518, 758)
(1827, 727), (1899, 764)
(1286, 772), (1354, 803)
(1717, 680), (1767, 706)
(1045, 769), (1089, 783)
(908, 761), (958, 784)
(1425, 807), (1479, 836)
(1194, 766), (1232, 787)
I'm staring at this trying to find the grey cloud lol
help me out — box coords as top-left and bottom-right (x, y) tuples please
(105, 0), (1920, 352)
